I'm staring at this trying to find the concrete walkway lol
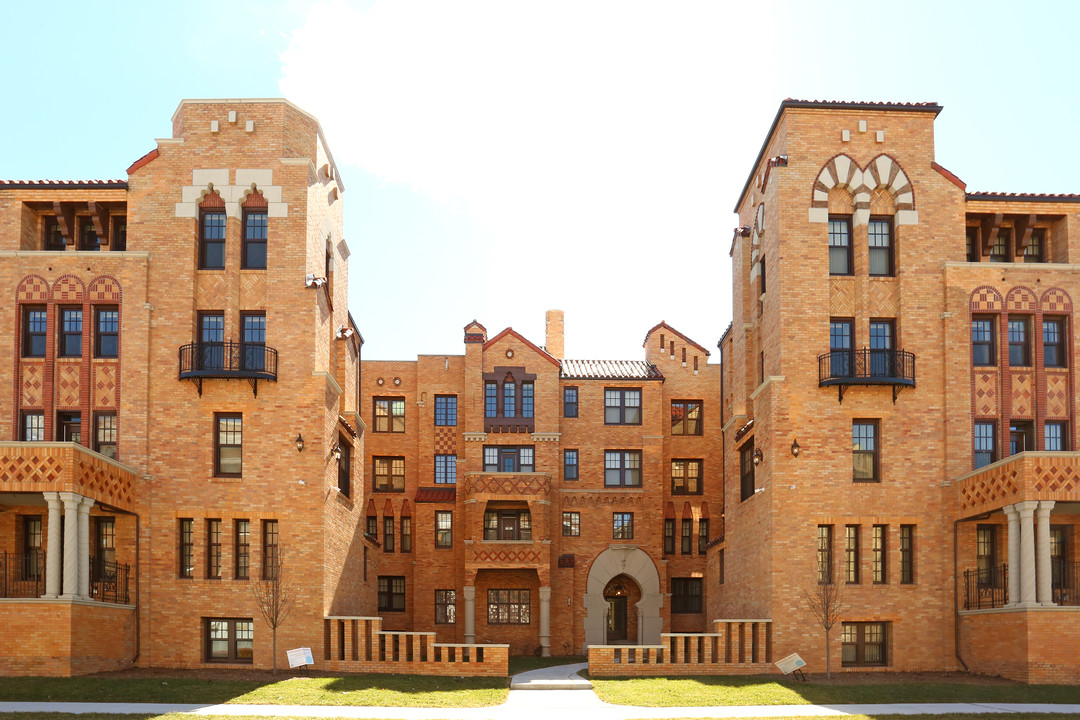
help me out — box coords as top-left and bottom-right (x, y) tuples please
(509, 661), (592, 690)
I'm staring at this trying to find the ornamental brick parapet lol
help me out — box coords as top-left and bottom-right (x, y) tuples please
(953, 451), (1080, 519)
(461, 472), (552, 500)
(0, 442), (137, 512)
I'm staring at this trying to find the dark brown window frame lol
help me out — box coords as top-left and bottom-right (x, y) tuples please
(1008, 316), (1032, 366)
(671, 577), (702, 614)
(828, 215), (853, 276)
(262, 519), (279, 580)
(435, 510), (453, 548)
(663, 518), (675, 555)
(56, 411), (81, 443)
(483, 509), (532, 541)
(204, 617), (254, 664)
(179, 518), (194, 579)
(852, 420), (880, 483)
(868, 215), (894, 277)
(974, 421), (997, 469)
(604, 449), (642, 487)
(871, 524), (887, 584)
(378, 575), (406, 612)
(207, 519), (222, 579)
(434, 454), (456, 484)
(604, 387), (642, 425)
(58, 306), (82, 357)
(78, 215), (101, 251)
(214, 413), (242, 478)
(698, 518), (710, 555)
(21, 411), (44, 442)
(563, 386), (578, 418)
(241, 208), (268, 270)
(94, 306), (119, 358)
(613, 512), (634, 540)
(671, 400), (703, 436)
(44, 216), (65, 251)
(435, 589), (456, 624)
(841, 621), (887, 667)
(671, 458), (703, 494)
(199, 208), (226, 270)
(845, 524), (860, 584)
(563, 449), (578, 480)
(1044, 317), (1067, 368)
(900, 524), (915, 584)
(400, 516), (412, 553)
(235, 519), (250, 580)
(22, 305), (47, 358)
(971, 316), (996, 366)
(373, 456), (405, 491)
(373, 397), (406, 433)
(562, 511), (580, 537)
(383, 515), (395, 552)
(487, 588), (530, 625)
(434, 395), (458, 426)
(93, 412), (117, 459)
(818, 524), (833, 585)
(337, 435), (352, 497)
(739, 440), (755, 501)
(681, 518), (693, 555)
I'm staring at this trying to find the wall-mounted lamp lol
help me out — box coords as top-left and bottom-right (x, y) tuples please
(296, 434), (305, 453)
(752, 448), (763, 466)
(790, 438), (801, 458)
(331, 442), (343, 462)
(567, 597), (571, 607)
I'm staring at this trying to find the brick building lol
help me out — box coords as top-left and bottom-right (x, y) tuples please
(716, 99), (1080, 682)
(0, 99), (370, 675)
(361, 312), (721, 655)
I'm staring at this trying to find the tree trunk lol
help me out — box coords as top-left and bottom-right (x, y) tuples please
(825, 626), (831, 680)
(272, 627), (278, 672)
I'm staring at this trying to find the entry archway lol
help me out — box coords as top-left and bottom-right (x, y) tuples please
(583, 545), (662, 649)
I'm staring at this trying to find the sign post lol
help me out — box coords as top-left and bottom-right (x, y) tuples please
(775, 652), (807, 682)
(287, 647), (314, 673)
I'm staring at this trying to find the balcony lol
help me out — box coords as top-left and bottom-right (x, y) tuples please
(0, 442), (136, 512)
(178, 341), (278, 397)
(818, 348), (915, 403)
(461, 473), (551, 501)
(467, 540), (550, 572)
(0, 552), (130, 604)
(955, 451), (1080, 519)
(963, 562), (1080, 610)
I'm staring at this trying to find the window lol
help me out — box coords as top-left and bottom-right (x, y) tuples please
(1044, 318), (1066, 368)
(562, 512), (580, 537)
(900, 524), (914, 584)
(435, 511), (453, 547)
(373, 398), (405, 433)
(206, 618), (253, 663)
(868, 320), (895, 377)
(563, 387), (578, 418)
(241, 312), (266, 371)
(374, 457), (405, 491)
(44, 217), (65, 251)
(828, 216), (852, 275)
(199, 208), (226, 270)
(235, 520), (250, 580)
(663, 519), (675, 554)
(56, 412), (81, 442)
(483, 510), (531, 540)
(262, 520), (279, 580)
(872, 525), (886, 584)
(564, 450), (578, 480)
(972, 317), (995, 366)
(95, 307), (119, 357)
(1008, 318), (1031, 366)
(378, 576), (406, 612)
(503, 380), (516, 417)
(671, 400), (703, 436)
(21, 516), (42, 580)
(79, 217), (101, 251)
(435, 590), (456, 624)
(483, 446), (534, 472)
(974, 422), (996, 469)
(868, 217), (893, 276)
(522, 382), (534, 418)
(671, 459), (703, 494)
(845, 525), (860, 584)
(434, 395), (458, 426)
(214, 414), (242, 477)
(671, 578), (703, 613)
(842, 622), (887, 666)
(718, 549), (725, 584)
(818, 525), (833, 584)
(605, 450), (641, 487)
(1051, 526), (1068, 596)
(21, 412), (44, 442)
(59, 307), (82, 357)
(976, 524), (997, 587)
(989, 230), (1009, 263)
(401, 517), (412, 552)
(852, 421), (879, 482)
(1010, 421), (1034, 455)
(241, 208), (268, 269)
(699, 518), (709, 554)
(487, 589), (530, 624)
(613, 512), (634, 540)
(179, 519), (194, 578)
(485, 382), (498, 418)
(112, 217), (127, 251)
(739, 441), (755, 501)
(22, 306), (46, 357)
(1046, 421), (1068, 451)
(1023, 229), (1045, 263)
(337, 437), (351, 497)
(207, 519), (222, 579)
(681, 518), (693, 555)
(604, 388), (641, 424)
(92, 517), (115, 580)
(366, 515), (377, 538)
(830, 319), (853, 377)
(383, 516), (395, 552)
(434, 454), (457, 484)
(198, 312), (225, 370)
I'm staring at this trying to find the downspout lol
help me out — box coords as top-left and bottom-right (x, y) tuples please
(132, 510), (140, 665)
(953, 518), (968, 671)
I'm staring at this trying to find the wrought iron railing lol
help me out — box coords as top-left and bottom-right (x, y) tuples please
(964, 563), (1007, 609)
(1053, 560), (1080, 607)
(0, 551), (44, 598)
(178, 341), (278, 379)
(90, 555), (130, 604)
(818, 348), (916, 402)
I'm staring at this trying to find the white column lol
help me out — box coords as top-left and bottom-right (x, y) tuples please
(538, 586), (552, 657)
(44, 492), (63, 598)
(1004, 504), (1021, 607)
(1036, 500), (1056, 605)
(77, 496), (95, 599)
(1016, 501), (1039, 606)
(463, 585), (476, 644)
(59, 492), (80, 598)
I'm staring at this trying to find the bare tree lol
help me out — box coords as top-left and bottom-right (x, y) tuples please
(250, 547), (298, 672)
(802, 559), (846, 679)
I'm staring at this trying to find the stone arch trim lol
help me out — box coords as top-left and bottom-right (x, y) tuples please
(1006, 286), (1039, 313)
(809, 153), (919, 226)
(970, 286), (1004, 312)
(1041, 287), (1073, 314)
(583, 545), (663, 649)
(811, 153), (863, 209)
(863, 154), (915, 211)
(242, 185), (268, 208)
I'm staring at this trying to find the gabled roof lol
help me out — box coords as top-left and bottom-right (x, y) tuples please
(560, 359), (663, 381)
(642, 321), (711, 356)
(127, 148), (159, 175)
(484, 327), (560, 367)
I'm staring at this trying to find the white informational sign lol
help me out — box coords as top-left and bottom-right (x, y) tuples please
(287, 647), (314, 668)
(775, 652), (806, 675)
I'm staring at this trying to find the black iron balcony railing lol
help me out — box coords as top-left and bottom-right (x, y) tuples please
(178, 341), (278, 397)
(1053, 560), (1080, 607)
(90, 555), (131, 605)
(0, 551), (44, 598)
(818, 348), (916, 403)
(964, 563), (1007, 609)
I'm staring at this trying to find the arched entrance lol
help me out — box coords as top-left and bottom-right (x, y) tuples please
(602, 574), (640, 643)
(583, 546), (662, 649)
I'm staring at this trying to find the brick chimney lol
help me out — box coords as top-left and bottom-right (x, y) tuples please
(545, 310), (564, 359)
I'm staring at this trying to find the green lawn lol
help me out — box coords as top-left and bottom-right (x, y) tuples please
(590, 675), (1080, 707)
(0, 674), (507, 708)
(508, 655), (586, 675)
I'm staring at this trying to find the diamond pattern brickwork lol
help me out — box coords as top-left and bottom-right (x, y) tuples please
(94, 364), (118, 408)
(0, 445), (135, 511)
(974, 371), (998, 416)
(56, 363), (81, 408)
(1046, 372), (1069, 419)
(1011, 372), (1033, 418)
(462, 474), (550, 499)
(21, 364), (44, 407)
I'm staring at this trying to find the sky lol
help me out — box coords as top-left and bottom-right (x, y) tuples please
(1, 1), (1078, 361)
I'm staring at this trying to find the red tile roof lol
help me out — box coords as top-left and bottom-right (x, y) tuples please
(642, 321), (711, 356)
(966, 191), (1080, 203)
(0, 179), (127, 189)
(560, 359), (663, 380)
(932, 162), (966, 191)
(127, 148), (159, 175)
(415, 487), (457, 503)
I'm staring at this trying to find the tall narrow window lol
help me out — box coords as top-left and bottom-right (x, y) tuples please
(900, 524), (915, 584)
(79, 217), (101, 251)
(563, 449), (578, 480)
(22, 306), (46, 357)
(828, 216), (852, 275)
(976, 524), (997, 588)
(830, 319), (853, 378)
(214, 414), (242, 477)
(868, 217), (893, 276)
(93, 517), (116, 581)
(21, 412), (44, 442)
(22, 516), (43, 580)
(44, 217), (65, 251)
(400, 516), (412, 552)
(434, 395), (458, 426)
(681, 518), (693, 555)
(59, 308), (82, 357)
(563, 387), (578, 418)
(435, 590), (457, 624)
(199, 200), (226, 270)
(852, 421), (879, 482)
(740, 441), (755, 501)
(1023, 229), (1045, 263)
(663, 518), (675, 555)
(434, 454), (457, 484)
(521, 382), (534, 418)
(241, 312), (266, 372)
(435, 511), (453, 547)
(94, 412), (117, 459)
(198, 311), (225, 370)
(383, 516), (395, 553)
(698, 518), (710, 554)
(1010, 421), (1034, 455)
(1051, 526), (1068, 596)
(241, 206), (268, 269)
(262, 520), (279, 579)
(235, 519), (250, 579)
(1044, 318), (1066, 368)
(971, 317), (995, 366)
(179, 518), (194, 578)
(871, 525), (887, 584)
(95, 307), (119, 358)
(207, 519), (222, 579)
(845, 525), (860, 584)
(1008, 318), (1031, 366)
(503, 380), (516, 417)
(818, 525), (833, 584)
(485, 382), (498, 418)
(1045, 421), (1068, 451)
(112, 217), (127, 251)
(868, 320), (895, 377)
(974, 422), (996, 469)
(337, 437), (351, 497)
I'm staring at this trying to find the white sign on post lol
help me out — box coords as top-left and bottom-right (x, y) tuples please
(775, 652), (806, 675)
(287, 647), (314, 669)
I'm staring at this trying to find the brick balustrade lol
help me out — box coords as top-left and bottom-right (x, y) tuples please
(0, 442), (137, 512)
(954, 451), (1080, 518)
(588, 619), (775, 677)
(322, 616), (509, 676)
